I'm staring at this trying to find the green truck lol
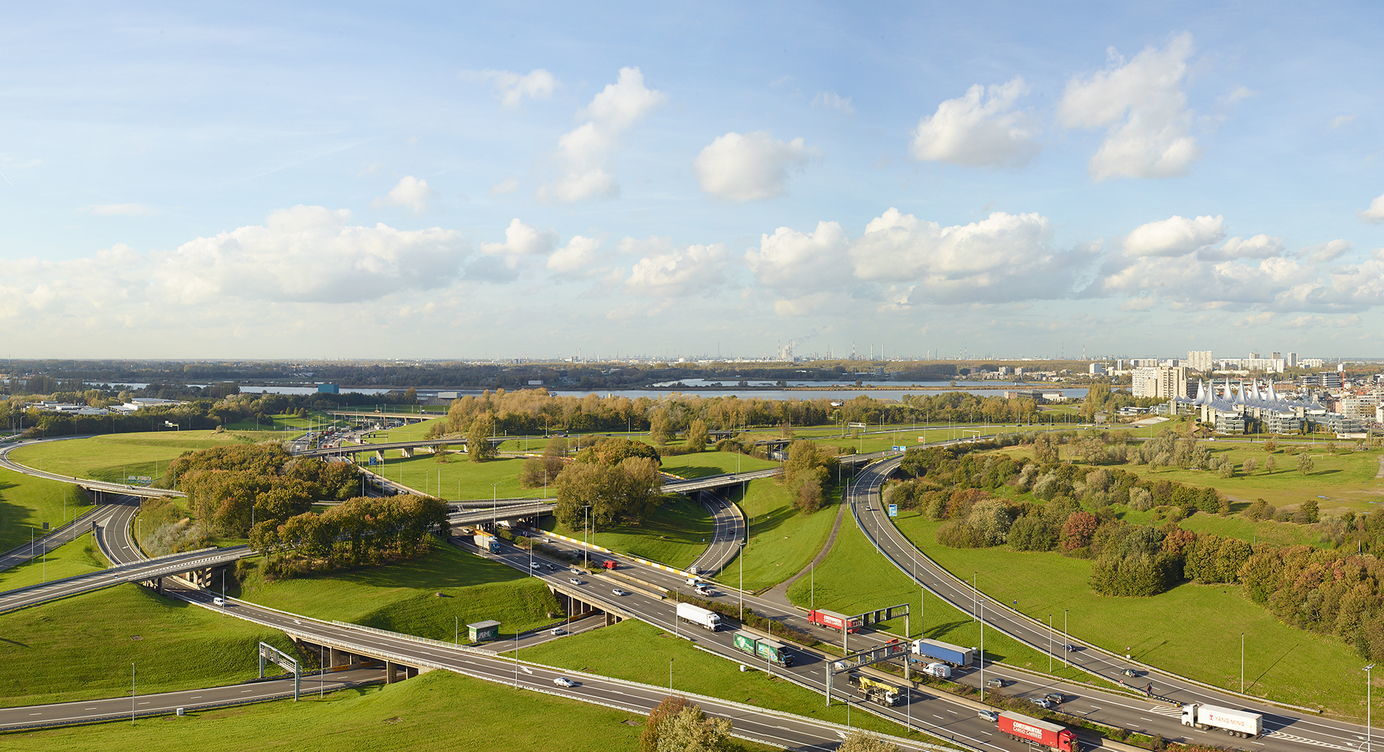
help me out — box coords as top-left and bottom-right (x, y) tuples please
(732, 630), (794, 666)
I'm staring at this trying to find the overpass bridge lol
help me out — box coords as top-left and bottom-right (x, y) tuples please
(0, 440), (187, 500)
(326, 410), (445, 424)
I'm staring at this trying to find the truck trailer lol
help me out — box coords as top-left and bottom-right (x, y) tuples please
(473, 533), (501, 553)
(912, 638), (975, 667)
(846, 673), (904, 707)
(732, 630), (794, 666)
(1181, 704), (1262, 738)
(996, 711), (1078, 752)
(675, 602), (722, 631)
(807, 609), (861, 633)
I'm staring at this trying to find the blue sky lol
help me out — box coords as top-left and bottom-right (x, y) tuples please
(2, 1), (1382, 360)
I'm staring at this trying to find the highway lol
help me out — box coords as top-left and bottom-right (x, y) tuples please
(0, 503), (116, 572)
(850, 456), (1375, 752)
(687, 488), (745, 576)
(0, 438), (185, 499)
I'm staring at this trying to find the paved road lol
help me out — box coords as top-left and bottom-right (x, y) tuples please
(0, 668), (385, 731)
(688, 488), (745, 576)
(0, 438), (184, 499)
(850, 455), (1375, 752)
(0, 503), (117, 573)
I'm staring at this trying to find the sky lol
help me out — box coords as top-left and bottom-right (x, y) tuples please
(2, 1), (1383, 361)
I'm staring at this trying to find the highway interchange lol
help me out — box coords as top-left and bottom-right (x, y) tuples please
(0, 430), (1377, 752)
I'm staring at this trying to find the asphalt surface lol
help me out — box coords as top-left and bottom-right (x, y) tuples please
(850, 454), (1376, 752)
(0, 668), (385, 731)
(688, 488), (745, 576)
(0, 503), (117, 572)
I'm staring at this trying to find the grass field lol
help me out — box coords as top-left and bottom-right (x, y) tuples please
(784, 515), (1095, 683)
(1172, 512), (1326, 548)
(222, 412), (335, 432)
(804, 423), (1082, 455)
(235, 541), (561, 640)
(1060, 442), (1383, 513)
(542, 496), (713, 569)
(358, 417), (447, 445)
(0, 532), (107, 592)
(517, 619), (929, 742)
(363, 455), (542, 499)
(9, 430), (287, 485)
(0, 585), (297, 707)
(892, 513), (1369, 715)
(0, 667), (782, 752)
(716, 479), (838, 591)
(660, 450), (779, 479)
(0, 467), (91, 552)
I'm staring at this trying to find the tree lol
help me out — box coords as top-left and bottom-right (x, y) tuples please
(519, 455), (564, 488)
(467, 413), (498, 462)
(1295, 499), (1320, 524)
(649, 411), (674, 446)
(576, 437), (661, 466)
(1008, 515), (1058, 551)
(783, 439), (838, 514)
(641, 696), (689, 752)
(553, 457), (662, 530)
(1060, 511), (1099, 554)
(642, 699), (732, 752)
(1296, 453), (1315, 476)
(838, 731), (901, 752)
(684, 419), (709, 452)
(1264, 455), (1277, 473)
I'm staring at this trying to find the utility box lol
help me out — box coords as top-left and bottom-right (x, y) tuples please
(467, 620), (501, 642)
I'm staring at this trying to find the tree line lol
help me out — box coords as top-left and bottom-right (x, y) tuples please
(249, 494), (450, 578)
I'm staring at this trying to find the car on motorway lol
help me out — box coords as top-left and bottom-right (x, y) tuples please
(530, 562), (542, 570)
(550, 627), (567, 636)
(1028, 696), (1054, 709)
(1122, 668), (1140, 677)
(570, 567), (584, 574)
(978, 710), (999, 722)
(985, 677), (1006, 688)
(552, 676), (577, 688)
(1043, 692), (1066, 704)
(611, 588), (629, 596)
(568, 577), (583, 585)
(212, 597), (226, 607)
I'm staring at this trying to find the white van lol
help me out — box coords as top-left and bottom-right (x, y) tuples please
(212, 597), (226, 607)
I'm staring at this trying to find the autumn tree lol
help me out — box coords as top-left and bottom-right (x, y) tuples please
(783, 439), (838, 514)
(838, 731), (901, 752)
(467, 413), (498, 462)
(684, 419), (709, 452)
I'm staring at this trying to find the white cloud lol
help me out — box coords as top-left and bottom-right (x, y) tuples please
(1307, 239), (1351, 262)
(373, 176), (432, 212)
(811, 91), (854, 115)
(467, 69), (557, 108)
(1330, 114), (1357, 129)
(1123, 214), (1225, 257)
(155, 205), (467, 303)
(909, 78), (1038, 167)
(626, 243), (727, 297)
(541, 67), (664, 202)
(1360, 193), (1384, 223)
(481, 218), (557, 259)
(546, 236), (602, 274)
(84, 203), (156, 216)
(747, 221), (851, 292)
(1216, 234), (1285, 259)
(489, 177), (520, 196)
(1222, 86), (1255, 105)
(694, 131), (812, 201)
(1058, 33), (1199, 180)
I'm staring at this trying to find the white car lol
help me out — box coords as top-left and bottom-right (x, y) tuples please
(553, 676), (577, 688)
(550, 627), (567, 636)
(530, 562), (542, 570)
(212, 597), (226, 607)
(612, 588), (629, 596)
(568, 578), (583, 585)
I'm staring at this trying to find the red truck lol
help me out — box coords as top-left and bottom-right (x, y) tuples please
(997, 711), (1078, 752)
(807, 609), (861, 633)
(600, 560), (617, 570)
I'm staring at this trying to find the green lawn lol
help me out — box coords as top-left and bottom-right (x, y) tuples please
(660, 450), (780, 479)
(1175, 512), (1326, 548)
(893, 513), (1370, 715)
(517, 619), (932, 743)
(0, 467), (91, 552)
(235, 541), (561, 640)
(357, 417), (448, 445)
(785, 514), (1094, 683)
(362, 455), (542, 499)
(0, 584), (297, 707)
(716, 479), (838, 591)
(222, 412), (331, 432)
(0, 667), (776, 752)
(9, 430), (288, 485)
(542, 496), (713, 569)
(0, 532), (107, 592)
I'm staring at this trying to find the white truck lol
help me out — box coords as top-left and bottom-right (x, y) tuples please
(1181, 703), (1263, 738)
(922, 662), (952, 679)
(676, 602), (722, 631)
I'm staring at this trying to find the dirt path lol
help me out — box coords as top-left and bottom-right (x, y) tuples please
(760, 497), (848, 608)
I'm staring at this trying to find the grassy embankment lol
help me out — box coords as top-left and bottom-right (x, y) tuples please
(541, 497), (714, 570)
(8, 430), (287, 485)
(0, 467), (91, 552)
(222, 412), (336, 432)
(0, 585), (297, 708)
(234, 540), (561, 641)
(518, 619), (928, 742)
(785, 515), (1095, 683)
(0, 669), (776, 752)
(0, 532), (107, 592)
(716, 479), (839, 591)
(893, 513), (1371, 715)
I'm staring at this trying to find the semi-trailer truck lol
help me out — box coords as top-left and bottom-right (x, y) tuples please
(996, 711), (1078, 752)
(732, 630), (794, 666)
(675, 602), (722, 631)
(846, 673), (904, 707)
(912, 638), (974, 667)
(473, 533), (501, 553)
(807, 609), (861, 633)
(1181, 703), (1263, 738)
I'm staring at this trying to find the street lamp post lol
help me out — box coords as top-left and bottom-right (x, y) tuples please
(1368, 664), (1376, 752)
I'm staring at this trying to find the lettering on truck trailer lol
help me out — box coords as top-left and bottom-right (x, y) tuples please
(1011, 721), (1045, 742)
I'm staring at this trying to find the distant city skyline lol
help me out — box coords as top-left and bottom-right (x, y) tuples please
(2, 2), (1382, 358)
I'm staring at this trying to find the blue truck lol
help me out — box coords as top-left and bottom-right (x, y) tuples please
(911, 638), (974, 667)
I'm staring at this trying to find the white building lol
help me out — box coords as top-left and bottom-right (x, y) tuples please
(1088, 363), (1107, 376)
(1186, 350), (1213, 372)
(1132, 366), (1189, 399)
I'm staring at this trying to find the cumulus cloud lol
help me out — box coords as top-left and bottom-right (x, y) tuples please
(910, 78), (1039, 167)
(481, 218), (558, 259)
(746, 221), (851, 292)
(373, 176), (433, 212)
(1215, 234), (1285, 259)
(547, 235), (601, 274)
(84, 203), (156, 216)
(541, 67), (665, 202)
(625, 242), (728, 297)
(467, 68), (557, 107)
(489, 177), (520, 196)
(1123, 215), (1224, 257)
(694, 131), (812, 201)
(1360, 193), (1384, 223)
(1307, 239), (1351, 263)
(812, 91), (854, 115)
(1059, 33), (1199, 180)
(156, 205), (467, 303)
